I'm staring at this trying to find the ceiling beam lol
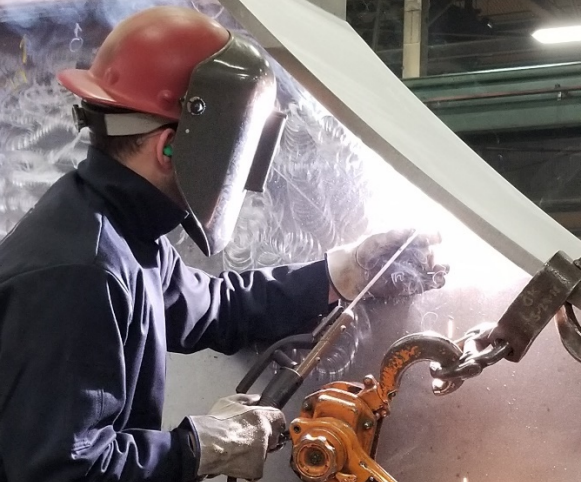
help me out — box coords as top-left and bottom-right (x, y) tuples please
(377, 35), (582, 66)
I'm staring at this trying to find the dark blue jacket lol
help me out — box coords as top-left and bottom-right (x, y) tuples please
(0, 147), (330, 481)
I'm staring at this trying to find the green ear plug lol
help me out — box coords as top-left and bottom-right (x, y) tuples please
(163, 145), (173, 157)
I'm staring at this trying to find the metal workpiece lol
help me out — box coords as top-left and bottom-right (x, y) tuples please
(494, 251), (581, 362)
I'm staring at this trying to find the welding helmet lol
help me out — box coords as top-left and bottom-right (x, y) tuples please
(58, 6), (286, 255)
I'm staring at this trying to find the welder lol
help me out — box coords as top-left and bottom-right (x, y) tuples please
(0, 6), (447, 482)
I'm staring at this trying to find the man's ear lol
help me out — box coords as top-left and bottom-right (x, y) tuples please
(155, 127), (176, 173)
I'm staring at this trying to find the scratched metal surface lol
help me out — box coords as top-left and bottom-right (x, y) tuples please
(0, 2), (579, 481)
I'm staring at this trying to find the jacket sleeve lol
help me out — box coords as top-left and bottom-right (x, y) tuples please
(0, 265), (197, 482)
(161, 241), (332, 355)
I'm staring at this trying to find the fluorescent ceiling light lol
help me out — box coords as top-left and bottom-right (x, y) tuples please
(532, 25), (582, 44)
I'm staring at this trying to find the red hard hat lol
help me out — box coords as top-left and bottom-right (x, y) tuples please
(58, 6), (230, 120)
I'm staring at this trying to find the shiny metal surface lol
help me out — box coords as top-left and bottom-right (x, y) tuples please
(0, 2), (579, 482)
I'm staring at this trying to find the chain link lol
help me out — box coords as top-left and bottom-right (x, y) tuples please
(430, 328), (511, 384)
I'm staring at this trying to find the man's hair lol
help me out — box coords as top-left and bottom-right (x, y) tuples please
(85, 102), (178, 162)
(89, 131), (147, 162)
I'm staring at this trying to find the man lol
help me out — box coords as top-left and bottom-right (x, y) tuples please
(0, 6), (446, 482)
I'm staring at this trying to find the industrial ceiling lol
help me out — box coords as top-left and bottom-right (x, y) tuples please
(347, 0), (582, 75)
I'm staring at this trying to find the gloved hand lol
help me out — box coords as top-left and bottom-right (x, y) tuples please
(326, 229), (448, 301)
(187, 394), (286, 480)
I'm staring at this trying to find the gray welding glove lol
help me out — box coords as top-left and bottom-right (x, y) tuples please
(326, 229), (449, 301)
(188, 394), (286, 480)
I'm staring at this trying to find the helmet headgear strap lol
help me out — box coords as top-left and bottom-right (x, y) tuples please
(72, 101), (171, 136)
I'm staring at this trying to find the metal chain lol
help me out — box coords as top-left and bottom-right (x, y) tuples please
(430, 327), (512, 383)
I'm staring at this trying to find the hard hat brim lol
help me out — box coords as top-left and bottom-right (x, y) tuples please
(58, 69), (120, 108)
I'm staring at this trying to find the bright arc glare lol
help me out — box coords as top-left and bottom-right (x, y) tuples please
(532, 25), (582, 44)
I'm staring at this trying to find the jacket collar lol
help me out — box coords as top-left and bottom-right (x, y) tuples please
(77, 147), (188, 241)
